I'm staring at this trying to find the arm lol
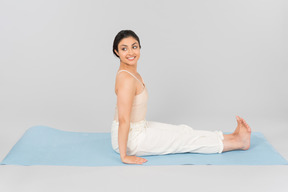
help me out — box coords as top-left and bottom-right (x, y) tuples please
(116, 73), (147, 164)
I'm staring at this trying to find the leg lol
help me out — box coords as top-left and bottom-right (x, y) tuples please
(136, 121), (225, 156)
(222, 116), (251, 152)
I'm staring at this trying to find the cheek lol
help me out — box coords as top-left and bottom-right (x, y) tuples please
(119, 51), (127, 58)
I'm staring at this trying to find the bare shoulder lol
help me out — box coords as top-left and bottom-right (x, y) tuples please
(115, 72), (136, 96)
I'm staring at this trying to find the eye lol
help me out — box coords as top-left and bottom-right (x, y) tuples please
(133, 46), (138, 49)
(122, 48), (127, 51)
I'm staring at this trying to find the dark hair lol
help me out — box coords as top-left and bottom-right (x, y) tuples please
(112, 30), (141, 58)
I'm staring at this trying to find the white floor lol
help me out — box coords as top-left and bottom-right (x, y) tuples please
(0, 165), (288, 192)
(0, 118), (287, 192)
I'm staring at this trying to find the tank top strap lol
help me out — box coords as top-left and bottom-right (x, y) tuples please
(118, 70), (145, 87)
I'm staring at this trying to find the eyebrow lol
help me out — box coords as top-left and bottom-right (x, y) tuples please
(120, 42), (138, 47)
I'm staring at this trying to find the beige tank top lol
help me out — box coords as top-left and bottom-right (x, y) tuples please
(113, 70), (148, 123)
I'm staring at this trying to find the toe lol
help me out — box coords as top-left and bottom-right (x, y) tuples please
(236, 116), (241, 124)
(242, 119), (248, 126)
(239, 117), (245, 125)
(242, 118), (251, 133)
(247, 124), (251, 132)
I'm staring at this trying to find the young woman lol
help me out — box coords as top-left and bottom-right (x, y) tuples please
(111, 30), (251, 165)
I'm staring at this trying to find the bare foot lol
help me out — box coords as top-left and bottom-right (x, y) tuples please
(234, 116), (252, 150)
(233, 116), (242, 135)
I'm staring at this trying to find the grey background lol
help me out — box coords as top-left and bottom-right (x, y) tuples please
(1, 0), (287, 191)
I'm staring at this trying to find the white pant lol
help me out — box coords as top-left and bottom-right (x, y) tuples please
(111, 119), (224, 156)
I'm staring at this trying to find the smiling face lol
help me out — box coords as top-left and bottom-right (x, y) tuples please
(114, 36), (140, 66)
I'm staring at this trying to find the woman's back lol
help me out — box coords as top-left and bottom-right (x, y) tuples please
(113, 70), (148, 123)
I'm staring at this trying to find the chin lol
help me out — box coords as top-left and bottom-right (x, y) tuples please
(127, 60), (138, 64)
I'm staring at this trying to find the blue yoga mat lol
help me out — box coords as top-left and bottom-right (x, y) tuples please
(1, 125), (287, 166)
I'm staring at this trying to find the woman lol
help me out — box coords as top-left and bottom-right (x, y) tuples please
(111, 30), (251, 165)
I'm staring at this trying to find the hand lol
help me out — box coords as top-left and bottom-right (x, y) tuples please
(121, 155), (148, 165)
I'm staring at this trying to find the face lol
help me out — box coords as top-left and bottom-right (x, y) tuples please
(115, 36), (140, 65)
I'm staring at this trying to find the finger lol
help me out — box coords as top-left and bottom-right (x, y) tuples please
(136, 159), (145, 164)
(140, 159), (146, 163)
(136, 160), (143, 164)
(137, 159), (144, 164)
(136, 157), (143, 161)
(140, 157), (147, 162)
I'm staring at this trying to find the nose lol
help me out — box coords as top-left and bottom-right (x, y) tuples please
(128, 48), (134, 55)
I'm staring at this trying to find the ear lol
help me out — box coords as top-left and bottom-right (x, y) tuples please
(114, 49), (119, 56)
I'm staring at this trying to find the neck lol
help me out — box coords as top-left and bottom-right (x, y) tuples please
(119, 62), (138, 73)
